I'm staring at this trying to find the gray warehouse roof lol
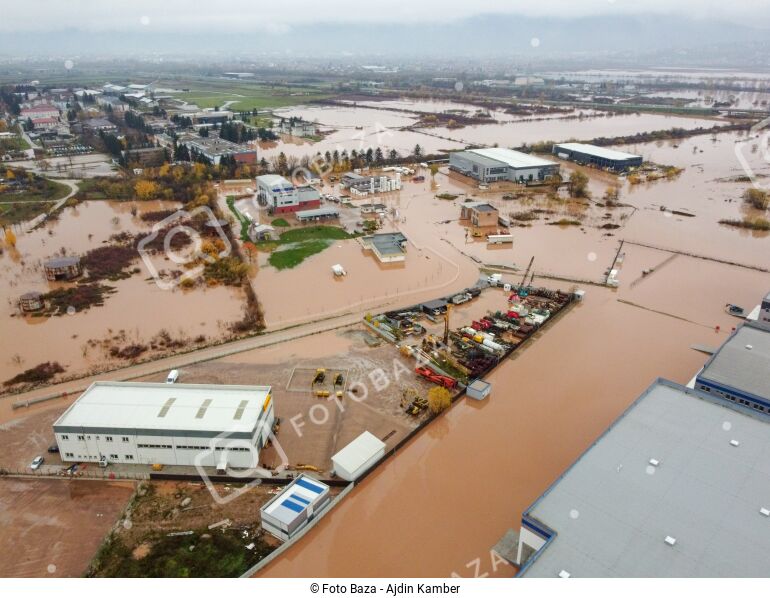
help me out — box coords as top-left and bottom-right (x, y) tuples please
(697, 322), (770, 401)
(554, 142), (641, 162)
(521, 379), (770, 577)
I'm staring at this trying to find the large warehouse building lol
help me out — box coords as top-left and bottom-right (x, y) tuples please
(53, 381), (275, 469)
(552, 142), (643, 172)
(694, 319), (770, 414)
(518, 378), (770, 577)
(449, 147), (560, 184)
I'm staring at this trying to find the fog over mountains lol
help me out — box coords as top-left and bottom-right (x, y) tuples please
(1, 12), (768, 67)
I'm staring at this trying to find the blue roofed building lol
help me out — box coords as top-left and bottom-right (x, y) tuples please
(260, 474), (331, 541)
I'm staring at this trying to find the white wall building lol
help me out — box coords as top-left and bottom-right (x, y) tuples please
(260, 474), (331, 541)
(53, 381), (275, 469)
(331, 431), (386, 481)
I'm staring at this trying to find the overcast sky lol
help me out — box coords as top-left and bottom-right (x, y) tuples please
(4, 0), (770, 32)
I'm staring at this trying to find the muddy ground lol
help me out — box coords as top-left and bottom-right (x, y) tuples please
(0, 477), (134, 577)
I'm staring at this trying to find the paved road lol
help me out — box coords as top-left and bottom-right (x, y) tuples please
(24, 179), (79, 232)
(6, 305), (375, 409)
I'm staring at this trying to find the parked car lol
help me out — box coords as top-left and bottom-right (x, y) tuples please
(166, 369), (179, 384)
(30, 456), (44, 470)
(47, 445), (60, 453)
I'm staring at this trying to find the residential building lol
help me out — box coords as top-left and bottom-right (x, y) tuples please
(553, 142), (643, 172)
(255, 174), (321, 213)
(449, 147), (560, 184)
(30, 117), (59, 131)
(20, 104), (60, 120)
(460, 202), (499, 227)
(53, 381), (275, 469)
(43, 256), (81, 281)
(518, 378), (770, 577)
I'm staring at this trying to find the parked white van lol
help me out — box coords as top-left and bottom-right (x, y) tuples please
(166, 369), (179, 384)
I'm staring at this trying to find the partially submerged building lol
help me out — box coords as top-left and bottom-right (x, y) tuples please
(53, 381), (275, 469)
(44, 256), (81, 281)
(341, 172), (401, 195)
(18, 291), (44, 312)
(296, 206), (339, 222)
(360, 232), (408, 263)
(460, 202), (499, 227)
(449, 147), (560, 184)
(518, 378), (770, 577)
(255, 174), (321, 214)
(260, 474), (331, 541)
(552, 142), (643, 172)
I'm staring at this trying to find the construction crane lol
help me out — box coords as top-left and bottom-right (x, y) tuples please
(520, 256), (534, 288)
(443, 304), (452, 345)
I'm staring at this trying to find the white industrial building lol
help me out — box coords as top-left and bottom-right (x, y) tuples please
(331, 431), (386, 481)
(260, 474), (331, 541)
(449, 147), (560, 184)
(53, 381), (275, 469)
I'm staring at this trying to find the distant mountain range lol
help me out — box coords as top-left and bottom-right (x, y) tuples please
(1, 13), (768, 67)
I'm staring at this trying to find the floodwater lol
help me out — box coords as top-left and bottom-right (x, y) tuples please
(264, 105), (721, 162)
(255, 118), (770, 577)
(0, 200), (246, 385)
(260, 270), (769, 577)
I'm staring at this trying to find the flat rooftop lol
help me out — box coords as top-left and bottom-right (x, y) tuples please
(554, 142), (641, 162)
(466, 147), (558, 169)
(54, 381), (272, 435)
(521, 379), (770, 577)
(697, 322), (770, 402)
(261, 474), (329, 526)
(363, 232), (407, 256)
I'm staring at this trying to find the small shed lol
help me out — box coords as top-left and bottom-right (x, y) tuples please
(260, 474), (331, 541)
(19, 291), (44, 312)
(43, 256), (81, 281)
(420, 299), (448, 316)
(466, 379), (491, 401)
(331, 431), (386, 481)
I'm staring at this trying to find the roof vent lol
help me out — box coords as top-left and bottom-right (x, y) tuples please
(649, 458), (660, 467)
(558, 570), (571, 578)
(746, 344), (753, 350)
(664, 536), (677, 547)
(760, 507), (770, 517)
(730, 439), (740, 447)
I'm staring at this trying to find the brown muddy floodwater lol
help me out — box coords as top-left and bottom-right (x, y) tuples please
(263, 104), (722, 161)
(255, 126), (770, 577)
(0, 200), (246, 384)
(260, 267), (769, 578)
